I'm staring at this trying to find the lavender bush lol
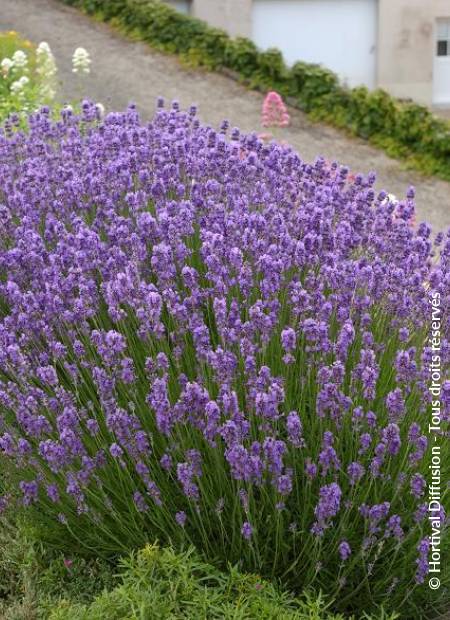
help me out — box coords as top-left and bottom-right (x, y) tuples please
(0, 100), (449, 617)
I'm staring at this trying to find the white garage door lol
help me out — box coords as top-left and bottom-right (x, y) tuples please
(164, 0), (190, 14)
(252, 0), (377, 89)
(433, 19), (450, 105)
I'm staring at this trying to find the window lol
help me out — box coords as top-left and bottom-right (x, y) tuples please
(437, 19), (450, 57)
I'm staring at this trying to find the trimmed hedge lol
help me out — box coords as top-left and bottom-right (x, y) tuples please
(59, 0), (450, 179)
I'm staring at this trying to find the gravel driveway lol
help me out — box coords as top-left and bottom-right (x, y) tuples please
(1, 0), (450, 231)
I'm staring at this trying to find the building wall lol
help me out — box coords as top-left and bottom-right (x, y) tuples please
(164, 0), (450, 106)
(377, 0), (449, 105)
(192, 0), (252, 38)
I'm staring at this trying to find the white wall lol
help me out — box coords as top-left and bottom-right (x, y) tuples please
(164, 0), (191, 14)
(252, 0), (378, 88)
(192, 0), (253, 37)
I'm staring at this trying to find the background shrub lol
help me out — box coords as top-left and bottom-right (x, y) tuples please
(224, 37), (260, 79)
(288, 61), (340, 112)
(252, 47), (288, 92)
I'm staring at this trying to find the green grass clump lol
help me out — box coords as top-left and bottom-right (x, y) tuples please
(0, 516), (397, 620)
(47, 544), (397, 620)
(0, 516), (114, 619)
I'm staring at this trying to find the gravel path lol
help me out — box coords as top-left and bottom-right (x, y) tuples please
(2, 0), (450, 231)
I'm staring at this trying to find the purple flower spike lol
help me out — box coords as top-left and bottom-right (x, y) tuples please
(241, 521), (253, 540)
(281, 328), (296, 352)
(338, 540), (351, 561)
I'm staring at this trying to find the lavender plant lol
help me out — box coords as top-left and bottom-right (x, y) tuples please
(0, 100), (448, 618)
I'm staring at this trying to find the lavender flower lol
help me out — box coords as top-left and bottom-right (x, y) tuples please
(109, 443), (124, 459)
(381, 423), (401, 455)
(241, 521), (253, 540)
(415, 537), (430, 584)
(410, 473), (426, 498)
(281, 328), (296, 352)
(338, 540), (351, 561)
(133, 491), (147, 513)
(347, 461), (365, 486)
(312, 483), (342, 534)
(286, 411), (304, 447)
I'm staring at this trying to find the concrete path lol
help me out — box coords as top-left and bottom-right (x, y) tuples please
(1, 0), (450, 231)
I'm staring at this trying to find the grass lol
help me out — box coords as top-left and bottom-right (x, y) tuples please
(0, 515), (115, 620)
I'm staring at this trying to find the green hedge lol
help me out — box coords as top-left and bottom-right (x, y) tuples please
(59, 0), (450, 179)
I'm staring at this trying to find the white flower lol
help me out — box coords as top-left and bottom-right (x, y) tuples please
(1, 57), (14, 74)
(16, 75), (29, 87)
(35, 42), (57, 102)
(12, 50), (28, 69)
(10, 75), (29, 95)
(36, 42), (52, 56)
(72, 47), (91, 74)
(386, 193), (399, 205)
(36, 42), (57, 76)
(95, 102), (105, 117)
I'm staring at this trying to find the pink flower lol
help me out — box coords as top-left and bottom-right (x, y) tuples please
(261, 91), (290, 128)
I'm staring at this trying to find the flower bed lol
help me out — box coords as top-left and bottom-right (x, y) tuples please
(0, 100), (449, 618)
